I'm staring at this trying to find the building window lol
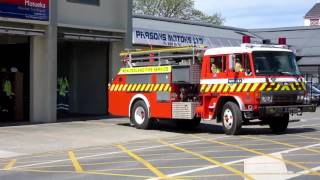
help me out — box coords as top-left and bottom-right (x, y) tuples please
(67, 0), (100, 6)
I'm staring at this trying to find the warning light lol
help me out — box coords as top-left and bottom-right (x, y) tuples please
(242, 35), (251, 43)
(278, 37), (287, 45)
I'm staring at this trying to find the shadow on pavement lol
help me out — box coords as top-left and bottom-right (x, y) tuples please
(118, 121), (318, 136)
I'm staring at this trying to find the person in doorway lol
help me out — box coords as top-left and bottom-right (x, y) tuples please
(57, 77), (70, 118)
(1, 75), (15, 120)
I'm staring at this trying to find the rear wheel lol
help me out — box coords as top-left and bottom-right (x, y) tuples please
(130, 100), (153, 129)
(268, 113), (289, 134)
(221, 102), (243, 135)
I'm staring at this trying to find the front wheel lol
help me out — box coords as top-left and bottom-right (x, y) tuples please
(130, 100), (154, 129)
(221, 102), (243, 135)
(268, 113), (289, 134)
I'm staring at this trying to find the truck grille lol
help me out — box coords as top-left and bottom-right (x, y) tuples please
(273, 94), (297, 103)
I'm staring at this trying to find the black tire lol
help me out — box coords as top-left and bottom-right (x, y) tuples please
(175, 117), (201, 129)
(221, 102), (243, 135)
(130, 100), (153, 129)
(268, 113), (289, 134)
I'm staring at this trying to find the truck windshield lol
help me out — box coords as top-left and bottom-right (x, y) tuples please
(252, 51), (301, 76)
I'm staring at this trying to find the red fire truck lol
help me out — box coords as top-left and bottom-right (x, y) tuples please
(108, 36), (316, 135)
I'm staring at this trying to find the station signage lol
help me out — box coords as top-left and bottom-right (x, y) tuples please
(133, 28), (205, 47)
(0, 0), (49, 21)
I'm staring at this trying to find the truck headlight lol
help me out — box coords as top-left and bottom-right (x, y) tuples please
(304, 96), (311, 105)
(261, 95), (273, 104)
(296, 95), (305, 103)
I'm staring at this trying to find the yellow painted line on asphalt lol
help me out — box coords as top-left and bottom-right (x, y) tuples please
(3, 159), (16, 170)
(192, 135), (320, 176)
(116, 145), (167, 179)
(68, 151), (84, 173)
(242, 136), (320, 154)
(158, 139), (254, 180)
(291, 134), (320, 141)
(2, 168), (154, 179)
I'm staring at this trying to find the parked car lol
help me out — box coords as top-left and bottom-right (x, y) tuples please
(306, 84), (320, 105)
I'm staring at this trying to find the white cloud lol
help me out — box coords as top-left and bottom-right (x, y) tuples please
(194, 0), (319, 28)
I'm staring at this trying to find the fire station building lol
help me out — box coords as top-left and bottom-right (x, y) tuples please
(0, 0), (131, 123)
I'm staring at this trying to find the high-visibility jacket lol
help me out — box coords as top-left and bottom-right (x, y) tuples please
(58, 77), (69, 97)
(3, 80), (13, 97)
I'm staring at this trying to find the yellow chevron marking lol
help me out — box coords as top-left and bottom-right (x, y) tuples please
(296, 83), (303, 91)
(169, 86), (172, 91)
(114, 84), (120, 91)
(127, 84), (133, 91)
(267, 83), (275, 91)
(205, 85), (212, 93)
(149, 84), (155, 92)
(136, 84), (142, 91)
(110, 84), (115, 91)
(290, 83), (296, 91)
(229, 84), (238, 92)
(223, 85), (230, 92)
(281, 85), (290, 91)
(211, 84), (218, 92)
(200, 84), (206, 92)
(296, 82), (302, 90)
(164, 84), (170, 91)
(250, 83), (259, 92)
(159, 84), (165, 91)
(243, 83), (251, 92)
(118, 84), (124, 91)
(122, 84), (128, 91)
(274, 83), (281, 91)
(131, 84), (137, 91)
(236, 83), (244, 92)
(140, 84), (147, 91)
(145, 84), (151, 91)
(217, 84), (225, 92)
(259, 83), (268, 91)
(154, 84), (160, 91)
(301, 83), (306, 90)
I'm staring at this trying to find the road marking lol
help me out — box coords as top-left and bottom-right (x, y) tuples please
(158, 139), (254, 180)
(3, 159), (16, 170)
(0, 168), (154, 179)
(242, 136), (320, 154)
(13, 137), (228, 169)
(291, 134), (320, 141)
(288, 165), (320, 178)
(244, 153), (288, 180)
(68, 151), (84, 173)
(164, 143), (320, 178)
(116, 145), (167, 179)
(192, 135), (320, 176)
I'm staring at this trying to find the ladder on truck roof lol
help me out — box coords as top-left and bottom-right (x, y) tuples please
(120, 45), (207, 68)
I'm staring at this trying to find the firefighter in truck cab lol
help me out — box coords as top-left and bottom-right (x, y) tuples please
(108, 36), (316, 135)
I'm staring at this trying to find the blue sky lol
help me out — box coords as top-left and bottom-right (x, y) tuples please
(194, 0), (319, 28)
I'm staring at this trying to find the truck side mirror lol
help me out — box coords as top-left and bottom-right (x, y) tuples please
(229, 55), (235, 71)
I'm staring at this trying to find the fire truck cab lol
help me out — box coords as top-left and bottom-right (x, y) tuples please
(108, 36), (316, 135)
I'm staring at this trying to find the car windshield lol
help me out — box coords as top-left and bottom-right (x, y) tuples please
(252, 51), (301, 76)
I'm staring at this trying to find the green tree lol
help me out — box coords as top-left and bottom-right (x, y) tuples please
(133, 0), (225, 25)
